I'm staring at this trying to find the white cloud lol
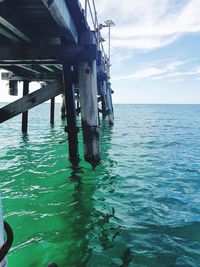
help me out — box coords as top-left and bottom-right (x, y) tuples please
(85, 0), (200, 50)
(194, 66), (200, 74)
(114, 67), (166, 81)
(113, 59), (200, 82)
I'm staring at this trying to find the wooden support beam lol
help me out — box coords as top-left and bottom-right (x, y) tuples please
(79, 60), (100, 167)
(78, 30), (100, 167)
(54, 65), (63, 70)
(101, 98), (107, 119)
(76, 93), (80, 116)
(100, 82), (108, 119)
(0, 2), (32, 42)
(1, 72), (23, 81)
(50, 97), (55, 124)
(1, 70), (61, 82)
(42, 0), (78, 43)
(0, 26), (20, 42)
(0, 60), (59, 66)
(16, 65), (41, 74)
(106, 82), (114, 125)
(62, 63), (79, 165)
(22, 80), (29, 133)
(40, 65), (55, 72)
(64, 0), (89, 32)
(0, 81), (63, 123)
(0, 44), (97, 62)
(61, 94), (66, 119)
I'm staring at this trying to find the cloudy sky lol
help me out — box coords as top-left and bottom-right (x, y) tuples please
(1, 0), (200, 103)
(93, 0), (200, 103)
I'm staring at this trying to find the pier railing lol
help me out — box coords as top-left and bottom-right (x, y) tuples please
(82, 0), (109, 74)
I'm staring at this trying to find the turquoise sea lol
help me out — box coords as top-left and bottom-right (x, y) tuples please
(0, 103), (200, 267)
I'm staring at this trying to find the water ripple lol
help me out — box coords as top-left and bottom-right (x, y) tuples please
(0, 104), (200, 266)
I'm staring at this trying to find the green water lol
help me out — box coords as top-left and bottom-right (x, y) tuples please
(0, 104), (200, 266)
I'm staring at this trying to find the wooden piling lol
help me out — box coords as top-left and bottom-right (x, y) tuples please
(50, 97), (55, 124)
(101, 98), (107, 120)
(106, 82), (114, 125)
(61, 94), (66, 119)
(101, 81), (108, 119)
(62, 63), (79, 165)
(76, 93), (80, 116)
(79, 59), (100, 167)
(22, 80), (29, 133)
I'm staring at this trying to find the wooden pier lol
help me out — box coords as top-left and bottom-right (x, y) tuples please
(0, 0), (114, 167)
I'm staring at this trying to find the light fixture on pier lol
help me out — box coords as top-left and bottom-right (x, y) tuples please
(99, 36), (105, 42)
(104, 20), (115, 65)
(98, 24), (104, 30)
(99, 20), (115, 63)
(98, 19), (115, 79)
(104, 20), (115, 28)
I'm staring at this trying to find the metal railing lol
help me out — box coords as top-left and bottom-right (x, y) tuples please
(82, 0), (109, 73)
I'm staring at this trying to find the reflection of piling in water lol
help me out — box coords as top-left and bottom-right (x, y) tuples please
(0, 0), (114, 167)
(64, 160), (119, 266)
(66, 164), (132, 266)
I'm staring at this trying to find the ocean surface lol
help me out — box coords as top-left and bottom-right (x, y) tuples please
(0, 103), (200, 267)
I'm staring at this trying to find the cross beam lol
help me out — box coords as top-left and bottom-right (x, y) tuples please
(0, 44), (96, 62)
(0, 81), (63, 123)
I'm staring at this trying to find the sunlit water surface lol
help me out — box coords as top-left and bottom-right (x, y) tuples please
(0, 104), (200, 267)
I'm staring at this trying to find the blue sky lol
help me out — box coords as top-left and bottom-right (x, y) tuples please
(95, 0), (200, 103)
(0, 0), (200, 103)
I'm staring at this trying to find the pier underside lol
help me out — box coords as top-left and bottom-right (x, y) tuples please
(0, 0), (114, 166)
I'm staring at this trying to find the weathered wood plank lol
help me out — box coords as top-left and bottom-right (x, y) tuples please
(0, 81), (63, 123)
(78, 30), (100, 167)
(42, 0), (78, 43)
(0, 44), (96, 62)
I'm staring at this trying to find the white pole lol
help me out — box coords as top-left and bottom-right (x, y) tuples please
(108, 24), (111, 65)
(85, 0), (88, 18)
